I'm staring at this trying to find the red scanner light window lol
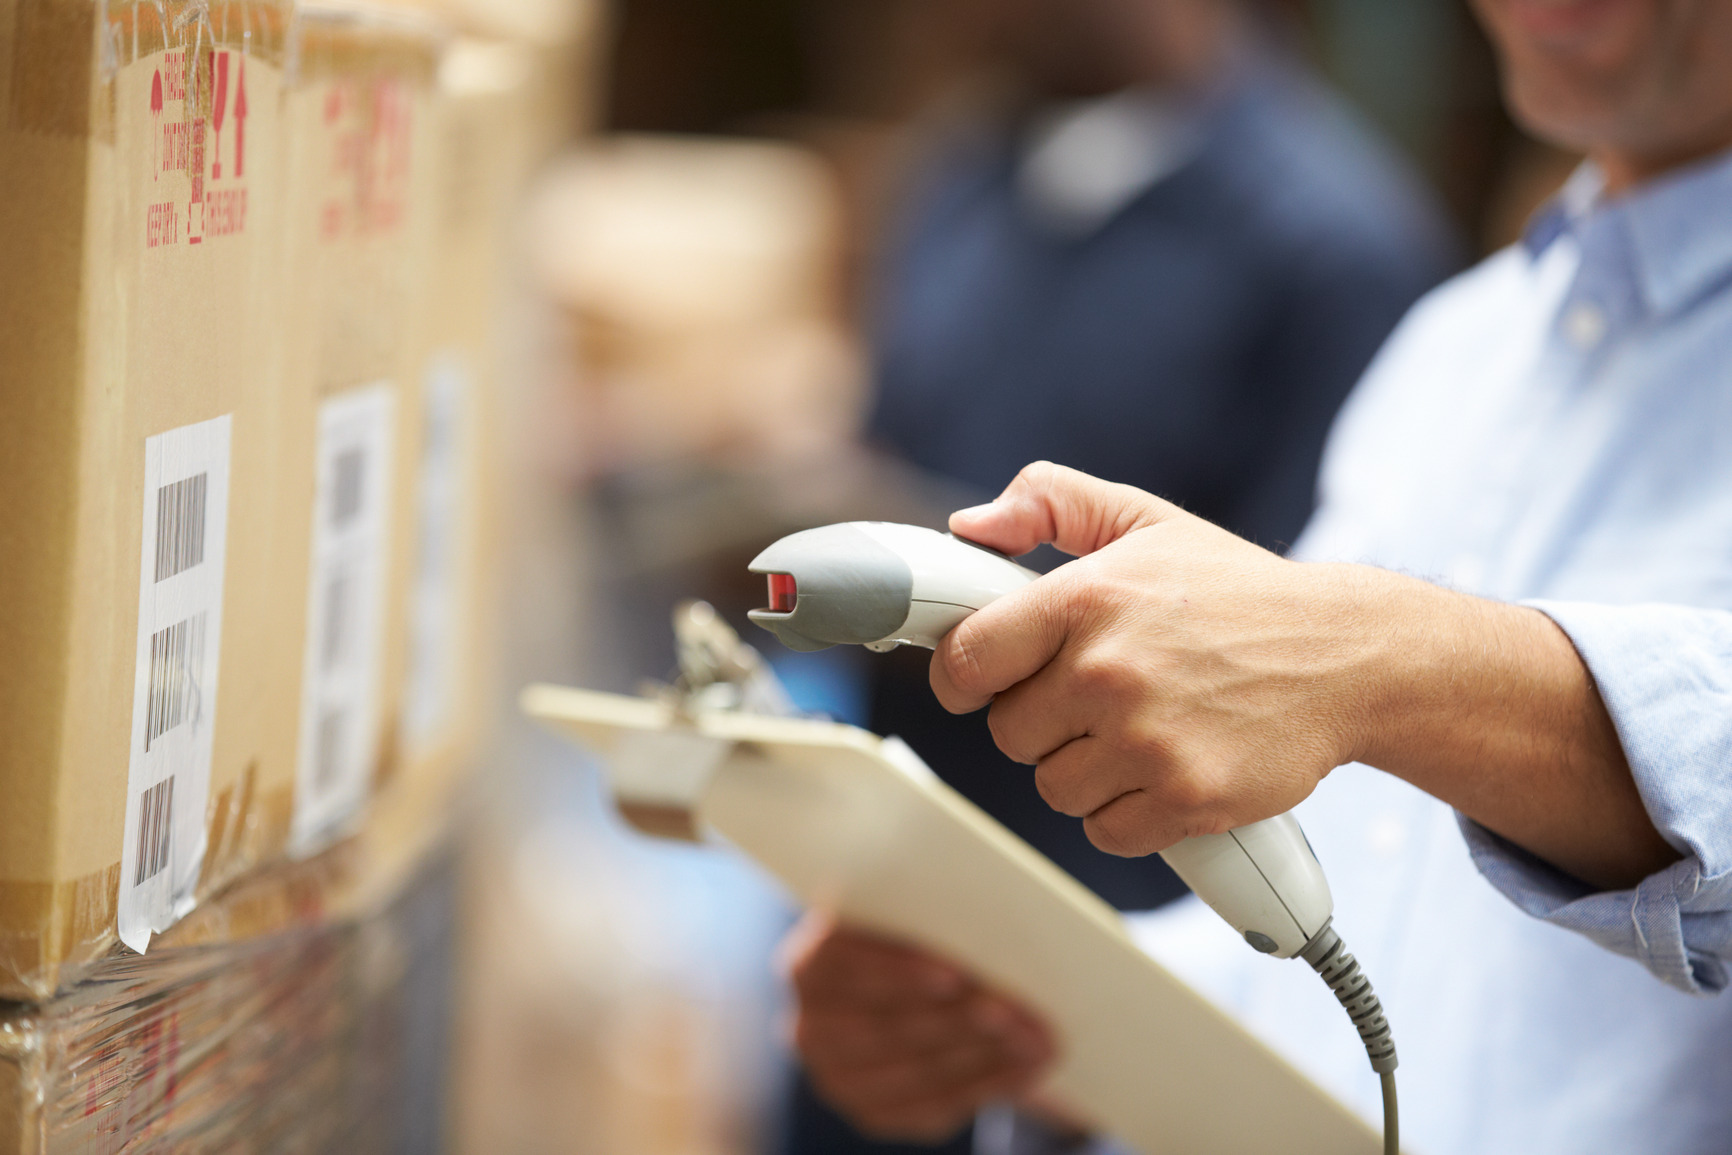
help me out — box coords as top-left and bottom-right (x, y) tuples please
(767, 573), (798, 613)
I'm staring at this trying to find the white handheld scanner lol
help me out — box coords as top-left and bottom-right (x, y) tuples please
(749, 521), (1335, 960)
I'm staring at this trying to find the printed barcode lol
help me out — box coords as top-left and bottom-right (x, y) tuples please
(314, 708), (346, 791)
(134, 777), (175, 885)
(331, 449), (365, 527)
(153, 473), (208, 581)
(145, 614), (206, 751)
(321, 567), (351, 671)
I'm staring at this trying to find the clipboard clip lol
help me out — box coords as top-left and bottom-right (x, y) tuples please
(612, 602), (799, 843)
(647, 600), (799, 723)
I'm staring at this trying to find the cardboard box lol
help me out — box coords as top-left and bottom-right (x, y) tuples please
(0, 0), (459, 1001)
(374, 0), (610, 144)
(530, 136), (862, 475)
(0, 0), (295, 1000)
(388, 37), (541, 807)
(273, 1), (445, 858)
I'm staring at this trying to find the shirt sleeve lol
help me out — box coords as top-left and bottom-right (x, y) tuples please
(1456, 599), (1732, 995)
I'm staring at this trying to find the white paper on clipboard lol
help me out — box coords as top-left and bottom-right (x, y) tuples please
(521, 683), (1382, 1155)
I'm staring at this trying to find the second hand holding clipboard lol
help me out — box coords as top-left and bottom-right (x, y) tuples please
(748, 522), (1401, 1155)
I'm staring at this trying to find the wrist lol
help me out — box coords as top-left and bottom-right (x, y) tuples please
(1310, 563), (1471, 773)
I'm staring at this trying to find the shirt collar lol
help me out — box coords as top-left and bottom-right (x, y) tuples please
(1014, 35), (1266, 236)
(1523, 144), (1732, 319)
(1018, 87), (1202, 235)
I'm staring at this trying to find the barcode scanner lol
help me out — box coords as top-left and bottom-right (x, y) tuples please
(750, 521), (1402, 1154)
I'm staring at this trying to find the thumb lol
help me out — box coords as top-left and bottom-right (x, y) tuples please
(949, 461), (1174, 558)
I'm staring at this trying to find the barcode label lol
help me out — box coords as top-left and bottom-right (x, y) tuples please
(315, 708), (346, 792)
(121, 416), (231, 954)
(402, 353), (471, 754)
(144, 613), (206, 751)
(331, 448), (365, 527)
(134, 777), (176, 885)
(292, 384), (395, 856)
(321, 566), (351, 671)
(154, 473), (207, 580)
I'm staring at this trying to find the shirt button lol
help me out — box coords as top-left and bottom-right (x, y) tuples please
(1564, 302), (1607, 348)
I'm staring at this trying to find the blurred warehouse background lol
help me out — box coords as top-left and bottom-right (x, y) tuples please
(0, 2), (1574, 1153)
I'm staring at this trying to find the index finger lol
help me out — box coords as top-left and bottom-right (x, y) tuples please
(948, 461), (1171, 559)
(929, 578), (1068, 714)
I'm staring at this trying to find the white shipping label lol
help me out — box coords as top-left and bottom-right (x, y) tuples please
(291, 384), (396, 855)
(402, 353), (470, 756)
(119, 415), (233, 953)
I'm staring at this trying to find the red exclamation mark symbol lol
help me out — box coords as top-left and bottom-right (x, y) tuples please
(233, 60), (248, 179)
(211, 52), (229, 180)
(151, 70), (163, 179)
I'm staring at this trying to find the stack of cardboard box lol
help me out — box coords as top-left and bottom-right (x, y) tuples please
(0, 0), (568, 1146)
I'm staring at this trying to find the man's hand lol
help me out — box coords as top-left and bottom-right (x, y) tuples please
(933, 461), (1677, 890)
(781, 913), (1057, 1143)
(932, 462), (1372, 858)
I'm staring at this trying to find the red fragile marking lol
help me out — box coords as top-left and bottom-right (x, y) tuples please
(146, 201), (180, 248)
(162, 52), (185, 102)
(233, 59), (248, 177)
(160, 121), (189, 173)
(205, 188), (246, 236)
(767, 573), (798, 613)
(80, 1049), (125, 1118)
(151, 70), (163, 180)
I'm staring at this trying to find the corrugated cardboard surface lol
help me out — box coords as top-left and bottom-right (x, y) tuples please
(391, 36), (535, 801)
(0, 0), (293, 1001)
(274, 2), (444, 852)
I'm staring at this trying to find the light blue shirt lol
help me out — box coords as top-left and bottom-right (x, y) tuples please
(1117, 148), (1732, 1155)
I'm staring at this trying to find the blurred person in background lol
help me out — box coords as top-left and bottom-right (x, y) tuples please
(785, 0), (1732, 1153)
(780, 0), (1458, 1151)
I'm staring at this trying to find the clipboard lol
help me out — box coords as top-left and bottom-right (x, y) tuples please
(522, 683), (1381, 1155)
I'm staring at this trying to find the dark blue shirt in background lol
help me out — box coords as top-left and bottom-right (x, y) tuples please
(866, 55), (1458, 912)
(781, 51), (1457, 1155)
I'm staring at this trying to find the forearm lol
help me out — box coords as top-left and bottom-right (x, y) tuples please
(1332, 564), (1678, 890)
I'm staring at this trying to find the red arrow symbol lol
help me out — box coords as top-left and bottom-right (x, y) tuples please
(211, 52), (229, 180)
(234, 60), (248, 178)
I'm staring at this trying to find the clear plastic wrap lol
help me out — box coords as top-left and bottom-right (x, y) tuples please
(0, 847), (455, 1155)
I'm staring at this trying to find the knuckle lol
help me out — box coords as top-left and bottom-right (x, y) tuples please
(1070, 634), (1151, 697)
(1017, 460), (1060, 491)
(1154, 767), (1215, 815)
(1083, 798), (1158, 858)
(986, 705), (1036, 765)
(1081, 812), (1134, 857)
(1032, 761), (1087, 818)
(1070, 651), (1129, 697)
(937, 630), (988, 702)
